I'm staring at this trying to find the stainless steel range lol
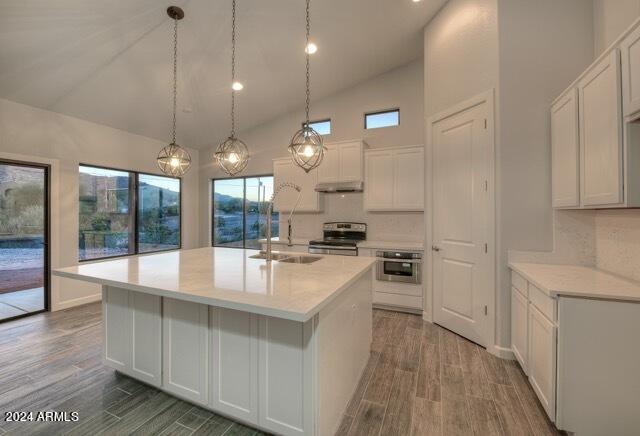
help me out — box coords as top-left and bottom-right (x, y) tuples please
(308, 222), (366, 256)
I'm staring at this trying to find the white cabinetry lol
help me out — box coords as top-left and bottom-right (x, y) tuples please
(510, 283), (528, 373)
(317, 140), (365, 184)
(210, 308), (258, 423)
(551, 89), (580, 208)
(621, 23), (640, 118)
(273, 158), (322, 212)
(508, 271), (557, 422)
(552, 18), (640, 209)
(163, 298), (209, 404)
(528, 303), (556, 420)
(364, 145), (424, 211)
(102, 286), (162, 387)
(578, 50), (623, 207)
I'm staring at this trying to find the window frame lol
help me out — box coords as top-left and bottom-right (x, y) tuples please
(78, 163), (182, 262)
(303, 118), (332, 136)
(364, 108), (400, 129)
(211, 174), (275, 249)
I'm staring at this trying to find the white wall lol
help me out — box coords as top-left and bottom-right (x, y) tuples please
(199, 60), (426, 246)
(593, 0), (640, 55)
(0, 98), (200, 311)
(423, 0), (499, 119)
(423, 0), (594, 351)
(495, 0), (594, 348)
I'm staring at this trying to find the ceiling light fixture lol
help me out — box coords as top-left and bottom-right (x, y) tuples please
(214, 0), (250, 176)
(288, 0), (325, 173)
(157, 6), (192, 177)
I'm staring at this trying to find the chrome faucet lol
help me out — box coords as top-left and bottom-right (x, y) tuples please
(265, 182), (302, 262)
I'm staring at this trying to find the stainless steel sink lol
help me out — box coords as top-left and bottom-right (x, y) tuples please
(249, 252), (291, 261)
(278, 255), (322, 264)
(249, 252), (322, 264)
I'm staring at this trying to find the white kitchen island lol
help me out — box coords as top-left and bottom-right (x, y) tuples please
(53, 247), (375, 436)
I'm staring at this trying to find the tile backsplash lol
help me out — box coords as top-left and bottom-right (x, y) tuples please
(509, 208), (640, 282)
(278, 192), (424, 243)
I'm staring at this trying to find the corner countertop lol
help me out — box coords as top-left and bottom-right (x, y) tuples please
(509, 262), (640, 302)
(260, 237), (424, 251)
(53, 247), (376, 322)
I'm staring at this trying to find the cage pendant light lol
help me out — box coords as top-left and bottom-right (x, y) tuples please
(214, 0), (250, 176)
(157, 6), (192, 177)
(288, 0), (325, 173)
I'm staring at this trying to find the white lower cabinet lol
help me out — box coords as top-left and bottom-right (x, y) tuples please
(258, 316), (314, 436)
(528, 304), (556, 420)
(102, 286), (162, 386)
(163, 298), (209, 405)
(510, 286), (528, 373)
(509, 272), (557, 422)
(209, 307), (259, 423)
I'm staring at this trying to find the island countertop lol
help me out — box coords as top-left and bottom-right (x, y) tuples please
(53, 247), (376, 322)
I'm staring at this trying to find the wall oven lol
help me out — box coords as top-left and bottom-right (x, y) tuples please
(376, 251), (422, 284)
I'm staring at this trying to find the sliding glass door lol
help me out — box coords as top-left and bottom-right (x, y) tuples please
(0, 160), (48, 322)
(212, 176), (278, 249)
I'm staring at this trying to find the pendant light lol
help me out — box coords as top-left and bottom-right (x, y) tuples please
(288, 0), (325, 173)
(214, 0), (250, 176)
(157, 6), (192, 177)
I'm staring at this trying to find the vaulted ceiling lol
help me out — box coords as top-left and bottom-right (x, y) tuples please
(0, 0), (445, 149)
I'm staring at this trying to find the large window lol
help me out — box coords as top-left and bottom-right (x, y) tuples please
(212, 176), (278, 249)
(306, 119), (331, 135)
(79, 165), (181, 261)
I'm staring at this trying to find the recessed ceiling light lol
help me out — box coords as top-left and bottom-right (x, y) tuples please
(412, 0), (421, 2)
(232, 81), (244, 91)
(305, 42), (318, 54)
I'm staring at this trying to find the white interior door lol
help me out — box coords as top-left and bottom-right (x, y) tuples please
(432, 101), (491, 347)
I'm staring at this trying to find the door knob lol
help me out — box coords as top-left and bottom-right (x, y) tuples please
(432, 245), (441, 252)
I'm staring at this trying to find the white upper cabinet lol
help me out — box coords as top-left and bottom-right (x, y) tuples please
(364, 145), (424, 211)
(551, 89), (580, 208)
(578, 49), (623, 207)
(621, 23), (640, 118)
(317, 140), (365, 184)
(273, 158), (322, 212)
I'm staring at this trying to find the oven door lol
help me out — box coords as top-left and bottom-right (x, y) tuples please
(376, 258), (422, 284)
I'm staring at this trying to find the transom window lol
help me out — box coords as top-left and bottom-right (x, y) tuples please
(79, 165), (181, 261)
(365, 109), (400, 129)
(306, 119), (331, 136)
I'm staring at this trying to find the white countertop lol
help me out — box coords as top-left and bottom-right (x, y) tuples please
(509, 262), (640, 302)
(54, 247), (376, 322)
(260, 237), (424, 251)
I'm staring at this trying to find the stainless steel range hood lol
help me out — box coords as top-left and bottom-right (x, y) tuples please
(315, 181), (364, 193)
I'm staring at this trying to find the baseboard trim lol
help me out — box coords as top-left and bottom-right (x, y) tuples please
(52, 293), (101, 311)
(490, 344), (515, 360)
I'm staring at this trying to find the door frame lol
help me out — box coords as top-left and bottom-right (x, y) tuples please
(0, 157), (51, 323)
(424, 89), (496, 353)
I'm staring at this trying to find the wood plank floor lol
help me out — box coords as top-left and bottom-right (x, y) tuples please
(0, 303), (560, 435)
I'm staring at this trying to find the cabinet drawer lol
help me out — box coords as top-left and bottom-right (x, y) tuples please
(511, 272), (528, 296)
(528, 283), (555, 322)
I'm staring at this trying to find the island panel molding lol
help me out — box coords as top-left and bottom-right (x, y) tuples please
(54, 247), (375, 436)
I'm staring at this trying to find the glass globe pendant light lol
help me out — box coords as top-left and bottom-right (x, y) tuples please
(288, 0), (325, 173)
(214, 0), (250, 176)
(157, 6), (192, 177)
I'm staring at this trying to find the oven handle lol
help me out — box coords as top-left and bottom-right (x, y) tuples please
(309, 245), (355, 251)
(376, 258), (422, 264)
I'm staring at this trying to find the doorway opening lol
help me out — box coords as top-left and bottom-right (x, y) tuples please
(0, 160), (49, 322)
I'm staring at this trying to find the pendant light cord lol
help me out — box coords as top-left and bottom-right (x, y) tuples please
(230, 0), (237, 138)
(172, 16), (178, 145)
(305, 0), (311, 127)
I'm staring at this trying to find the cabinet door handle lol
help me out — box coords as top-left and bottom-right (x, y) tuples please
(432, 246), (441, 252)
